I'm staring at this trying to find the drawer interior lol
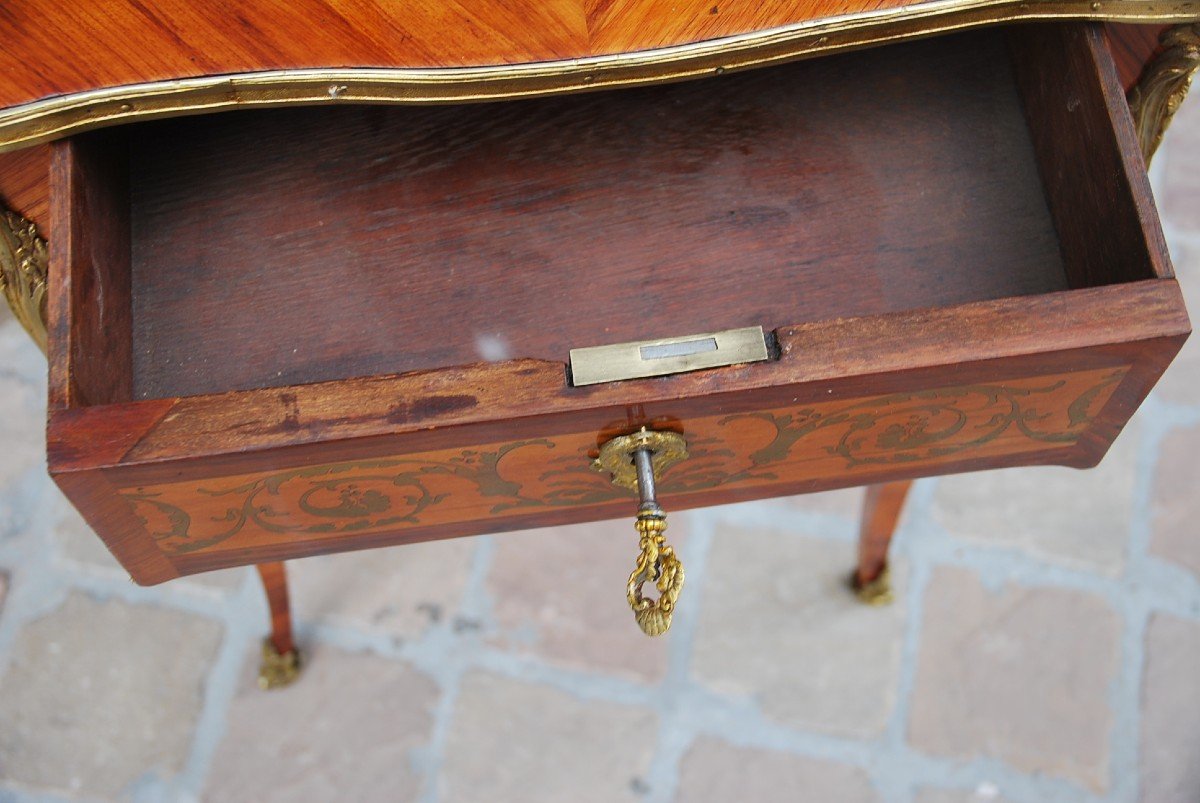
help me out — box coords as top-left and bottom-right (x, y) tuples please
(52, 24), (1165, 406)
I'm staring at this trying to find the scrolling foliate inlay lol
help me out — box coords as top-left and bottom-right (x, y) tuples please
(123, 367), (1128, 557)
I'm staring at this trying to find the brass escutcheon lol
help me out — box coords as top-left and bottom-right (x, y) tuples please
(592, 428), (689, 492)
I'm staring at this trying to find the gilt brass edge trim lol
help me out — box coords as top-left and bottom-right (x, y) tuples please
(0, 209), (48, 353)
(0, 0), (1198, 151)
(1128, 23), (1200, 163)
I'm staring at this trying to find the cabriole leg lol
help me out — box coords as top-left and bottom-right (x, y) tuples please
(852, 481), (912, 606)
(256, 561), (302, 689)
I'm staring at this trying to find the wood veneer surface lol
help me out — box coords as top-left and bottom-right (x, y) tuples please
(128, 31), (1067, 399)
(0, 0), (944, 115)
(0, 144), (50, 234)
(45, 24), (1190, 584)
(1106, 22), (1169, 90)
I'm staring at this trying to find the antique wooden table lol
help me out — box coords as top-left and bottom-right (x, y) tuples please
(0, 2), (1196, 687)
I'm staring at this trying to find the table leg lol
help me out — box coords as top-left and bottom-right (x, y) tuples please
(256, 561), (302, 689)
(852, 480), (912, 606)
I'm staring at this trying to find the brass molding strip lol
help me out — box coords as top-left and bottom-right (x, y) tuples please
(0, 210), (48, 353)
(1128, 22), (1200, 163)
(0, 0), (1197, 151)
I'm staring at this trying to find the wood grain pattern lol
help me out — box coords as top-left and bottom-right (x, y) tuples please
(0, 19), (1180, 228)
(50, 311), (1188, 583)
(43, 24), (1191, 584)
(1010, 23), (1170, 289)
(1107, 23), (1170, 90)
(47, 133), (131, 411)
(120, 367), (1124, 562)
(51, 469), (179, 584)
(0, 144), (50, 235)
(0, 0), (1180, 113)
(47, 282), (1191, 478)
(256, 562), (295, 657)
(584, 0), (876, 53)
(856, 480), (911, 588)
(128, 31), (1063, 399)
(0, 2), (1195, 152)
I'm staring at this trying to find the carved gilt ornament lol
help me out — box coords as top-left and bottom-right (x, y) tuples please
(0, 210), (48, 353)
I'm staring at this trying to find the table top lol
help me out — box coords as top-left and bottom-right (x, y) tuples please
(0, 0), (1195, 151)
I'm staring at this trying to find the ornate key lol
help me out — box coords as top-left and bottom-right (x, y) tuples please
(592, 428), (688, 636)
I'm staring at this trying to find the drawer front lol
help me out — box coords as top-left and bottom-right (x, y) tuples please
(111, 365), (1125, 576)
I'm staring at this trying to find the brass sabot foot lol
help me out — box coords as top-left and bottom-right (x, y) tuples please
(851, 566), (895, 606)
(257, 638), (302, 690)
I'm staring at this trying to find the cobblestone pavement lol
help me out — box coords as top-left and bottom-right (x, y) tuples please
(1, 81), (1199, 803)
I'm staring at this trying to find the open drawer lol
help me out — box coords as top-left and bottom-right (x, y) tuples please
(47, 23), (1188, 584)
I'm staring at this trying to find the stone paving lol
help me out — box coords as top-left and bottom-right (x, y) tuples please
(1, 84), (1199, 803)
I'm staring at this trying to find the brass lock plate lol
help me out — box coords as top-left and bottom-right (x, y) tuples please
(569, 326), (769, 386)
